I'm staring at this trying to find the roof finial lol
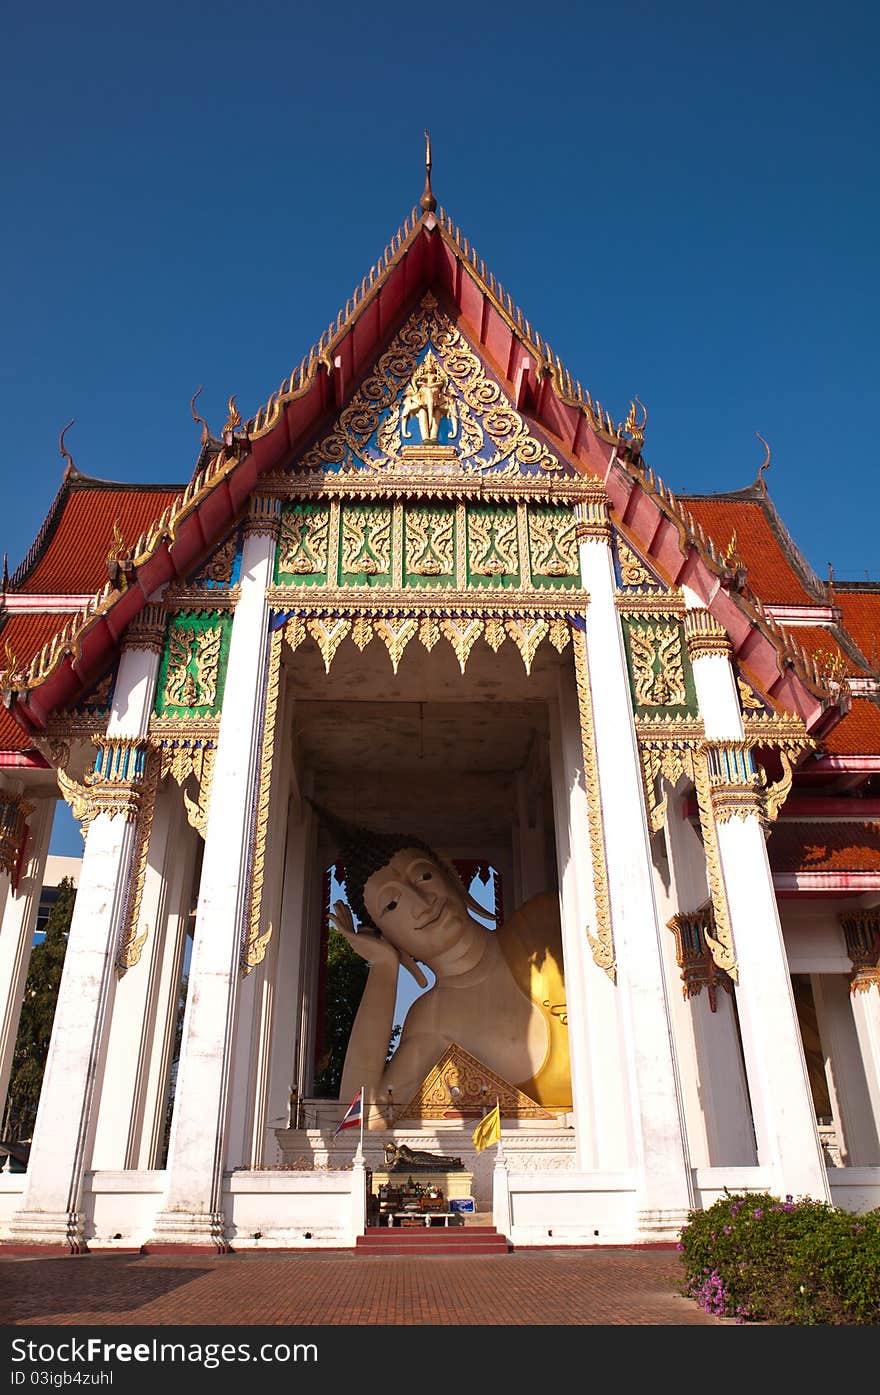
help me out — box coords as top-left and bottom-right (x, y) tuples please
(756, 431), (771, 483)
(191, 385), (210, 445)
(420, 129), (437, 214)
(59, 418), (77, 477)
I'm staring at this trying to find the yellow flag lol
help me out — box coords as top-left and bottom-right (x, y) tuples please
(472, 1102), (501, 1152)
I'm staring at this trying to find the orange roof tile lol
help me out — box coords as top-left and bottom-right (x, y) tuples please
(682, 497), (816, 605)
(767, 821), (880, 873)
(778, 624), (870, 676)
(14, 484), (180, 596)
(835, 589), (880, 670)
(0, 613), (72, 750)
(821, 698), (880, 756)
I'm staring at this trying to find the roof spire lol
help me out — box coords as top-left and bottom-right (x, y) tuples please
(190, 385), (210, 445)
(420, 129), (437, 214)
(59, 419), (79, 479)
(756, 431), (771, 484)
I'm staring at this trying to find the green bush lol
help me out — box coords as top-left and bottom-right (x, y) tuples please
(678, 1191), (880, 1324)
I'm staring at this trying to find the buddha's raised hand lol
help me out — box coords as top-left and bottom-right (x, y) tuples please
(329, 900), (401, 970)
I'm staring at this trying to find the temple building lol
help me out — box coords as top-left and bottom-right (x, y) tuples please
(1, 168), (879, 1252)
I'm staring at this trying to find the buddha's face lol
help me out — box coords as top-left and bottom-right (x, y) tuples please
(363, 848), (469, 961)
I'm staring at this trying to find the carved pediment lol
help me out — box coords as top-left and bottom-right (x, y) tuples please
(402, 1040), (553, 1120)
(295, 294), (580, 487)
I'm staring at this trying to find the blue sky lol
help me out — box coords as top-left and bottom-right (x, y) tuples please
(3, 0), (877, 860)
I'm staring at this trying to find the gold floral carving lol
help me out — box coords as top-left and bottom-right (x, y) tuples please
(159, 742), (217, 839)
(617, 540), (656, 588)
(483, 617), (507, 652)
(467, 510), (518, 577)
(374, 617), (418, 674)
(403, 1041), (553, 1120)
(283, 616), (307, 653)
(164, 625), (222, 710)
(691, 754), (738, 981)
(307, 617), (351, 672)
(504, 618), (549, 675)
(571, 626), (615, 981)
(341, 506), (391, 575)
(405, 510), (455, 576)
(300, 298), (560, 478)
(528, 511), (579, 578)
(418, 615), (440, 651)
(243, 626), (283, 972)
(116, 746), (161, 975)
(616, 594), (686, 616)
(839, 910), (880, 994)
(709, 783), (765, 824)
(440, 618), (483, 674)
(164, 627), (194, 707)
(638, 741), (698, 834)
(548, 616), (571, 653)
(0, 793), (31, 879)
(351, 616), (374, 651)
(56, 768), (95, 834)
(278, 508), (330, 575)
(666, 904), (733, 1011)
(629, 624), (687, 706)
(737, 677), (765, 712)
(195, 536), (237, 586)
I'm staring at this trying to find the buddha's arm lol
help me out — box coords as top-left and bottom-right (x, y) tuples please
(339, 957), (399, 1103)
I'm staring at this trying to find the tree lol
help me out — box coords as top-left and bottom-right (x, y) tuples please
(2, 876), (75, 1142)
(312, 925), (369, 1098)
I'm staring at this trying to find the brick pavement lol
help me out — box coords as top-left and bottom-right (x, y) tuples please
(0, 1248), (726, 1327)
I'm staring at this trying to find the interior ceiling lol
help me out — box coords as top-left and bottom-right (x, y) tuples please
(285, 633), (561, 846)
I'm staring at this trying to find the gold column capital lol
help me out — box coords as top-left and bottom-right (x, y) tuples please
(684, 607), (732, 660)
(574, 488), (612, 546)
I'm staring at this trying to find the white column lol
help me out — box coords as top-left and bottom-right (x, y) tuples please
(90, 782), (181, 1169)
(150, 499), (279, 1248)
(265, 787), (318, 1152)
(0, 794), (55, 1131)
(840, 907), (880, 1153)
(8, 632), (160, 1249)
(851, 986), (880, 1156)
(549, 665), (631, 1171)
(683, 596), (831, 1200)
(660, 792), (755, 1166)
(226, 663), (292, 1169)
(136, 804), (199, 1168)
(812, 974), (880, 1166)
(575, 495), (693, 1235)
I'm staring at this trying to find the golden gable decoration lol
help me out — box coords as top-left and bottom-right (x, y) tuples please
(402, 1041), (553, 1120)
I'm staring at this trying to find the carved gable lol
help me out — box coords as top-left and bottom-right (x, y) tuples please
(402, 1040), (554, 1120)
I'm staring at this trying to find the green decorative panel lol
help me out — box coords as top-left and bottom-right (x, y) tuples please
(621, 616), (697, 718)
(154, 611), (233, 718)
(466, 506), (520, 589)
(403, 505), (456, 589)
(338, 503), (393, 587)
(276, 503), (331, 586)
(527, 507), (580, 590)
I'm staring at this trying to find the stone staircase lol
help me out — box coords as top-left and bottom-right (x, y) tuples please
(355, 1223), (510, 1257)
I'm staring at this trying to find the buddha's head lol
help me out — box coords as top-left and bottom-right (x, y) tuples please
(361, 845), (469, 961)
(310, 801), (489, 962)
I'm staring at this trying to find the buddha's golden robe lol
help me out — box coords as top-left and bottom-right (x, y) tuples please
(495, 890), (572, 1110)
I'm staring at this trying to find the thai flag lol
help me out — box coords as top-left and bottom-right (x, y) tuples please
(333, 1088), (363, 1137)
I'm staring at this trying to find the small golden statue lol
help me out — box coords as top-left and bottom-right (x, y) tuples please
(401, 353), (458, 445)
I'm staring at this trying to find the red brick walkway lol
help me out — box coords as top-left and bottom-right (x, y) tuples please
(0, 1248), (724, 1327)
